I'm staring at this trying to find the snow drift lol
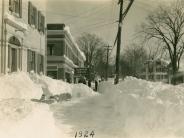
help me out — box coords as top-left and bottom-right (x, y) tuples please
(0, 72), (95, 138)
(38, 75), (96, 98)
(0, 71), (95, 99)
(0, 99), (69, 138)
(97, 77), (184, 138)
(0, 72), (43, 99)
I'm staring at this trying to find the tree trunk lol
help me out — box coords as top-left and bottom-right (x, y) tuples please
(172, 47), (177, 85)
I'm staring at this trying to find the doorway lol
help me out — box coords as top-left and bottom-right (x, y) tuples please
(8, 36), (21, 72)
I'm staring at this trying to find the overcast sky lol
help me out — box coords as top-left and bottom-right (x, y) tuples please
(46, 0), (176, 55)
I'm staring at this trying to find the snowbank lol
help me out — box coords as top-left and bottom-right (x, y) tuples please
(117, 77), (184, 105)
(72, 83), (96, 98)
(37, 74), (96, 98)
(0, 99), (70, 138)
(0, 72), (42, 99)
(97, 77), (184, 138)
(0, 71), (95, 100)
(39, 75), (73, 95)
(0, 72), (95, 138)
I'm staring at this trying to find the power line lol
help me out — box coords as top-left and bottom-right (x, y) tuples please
(72, 17), (117, 31)
(72, 21), (117, 34)
(44, 10), (80, 17)
(106, 0), (117, 41)
(64, 3), (111, 24)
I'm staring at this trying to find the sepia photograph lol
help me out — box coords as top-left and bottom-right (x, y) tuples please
(0, 0), (184, 138)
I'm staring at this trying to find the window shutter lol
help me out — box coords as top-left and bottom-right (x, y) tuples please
(9, 0), (14, 12)
(31, 6), (34, 25)
(41, 15), (45, 33)
(35, 8), (38, 28)
(32, 6), (36, 27)
(38, 11), (41, 31)
(28, 1), (32, 24)
(19, 0), (22, 18)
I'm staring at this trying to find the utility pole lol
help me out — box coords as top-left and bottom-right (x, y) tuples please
(104, 45), (112, 80)
(114, 0), (123, 84)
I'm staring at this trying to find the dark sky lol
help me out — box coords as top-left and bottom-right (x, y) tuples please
(46, 0), (175, 55)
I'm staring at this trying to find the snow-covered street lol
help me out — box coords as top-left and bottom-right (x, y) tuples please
(1, 72), (184, 138)
(51, 79), (184, 138)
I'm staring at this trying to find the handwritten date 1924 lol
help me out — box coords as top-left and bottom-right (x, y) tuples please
(75, 130), (95, 138)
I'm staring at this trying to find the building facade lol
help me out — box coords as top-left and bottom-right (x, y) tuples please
(140, 59), (169, 83)
(0, 0), (46, 75)
(47, 24), (86, 83)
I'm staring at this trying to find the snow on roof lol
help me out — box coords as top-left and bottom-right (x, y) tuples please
(157, 58), (170, 65)
(145, 58), (170, 65)
(64, 26), (86, 61)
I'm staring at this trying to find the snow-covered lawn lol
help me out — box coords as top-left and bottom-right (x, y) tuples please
(1, 72), (184, 138)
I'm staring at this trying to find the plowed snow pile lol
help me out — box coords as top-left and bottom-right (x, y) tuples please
(0, 99), (66, 138)
(98, 77), (184, 138)
(30, 73), (96, 98)
(0, 72), (95, 138)
(0, 72), (43, 99)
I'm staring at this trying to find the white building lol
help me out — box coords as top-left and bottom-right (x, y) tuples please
(140, 59), (169, 83)
(0, 0), (46, 75)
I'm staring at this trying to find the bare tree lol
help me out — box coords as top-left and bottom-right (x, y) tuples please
(77, 33), (104, 67)
(94, 47), (106, 78)
(145, 41), (162, 60)
(141, 1), (184, 84)
(120, 44), (148, 78)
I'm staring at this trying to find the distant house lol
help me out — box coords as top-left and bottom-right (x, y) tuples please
(0, 0), (46, 75)
(140, 59), (169, 83)
(170, 71), (184, 84)
(46, 24), (86, 83)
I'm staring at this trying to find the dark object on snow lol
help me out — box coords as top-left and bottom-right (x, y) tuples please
(58, 93), (72, 101)
(95, 80), (98, 91)
(78, 77), (86, 84)
(31, 93), (72, 104)
(40, 94), (46, 101)
(88, 80), (91, 87)
(31, 98), (55, 104)
(49, 95), (60, 102)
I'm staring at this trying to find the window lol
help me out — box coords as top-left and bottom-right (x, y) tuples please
(37, 54), (44, 73)
(8, 36), (21, 72)
(9, 0), (22, 17)
(156, 75), (160, 80)
(65, 45), (68, 56)
(41, 14), (45, 33)
(28, 1), (45, 32)
(47, 44), (54, 55)
(28, 2), (37, 27)
(32, 6), (37, 27)
(47, 71), (57, 79)
(47, 34), (65, 38)
(47, 24), (65, 30)
(27, 50), (36, 72)
(28, 1), (32, 24)
(38, 11), (45, 33)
